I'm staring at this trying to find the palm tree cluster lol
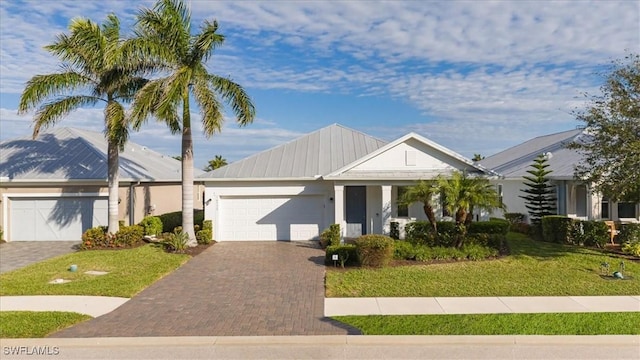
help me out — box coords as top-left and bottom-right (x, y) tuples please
(18, 0), (255, 245)
(399, 171), (505, 247)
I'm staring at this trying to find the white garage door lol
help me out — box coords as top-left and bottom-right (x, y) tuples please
(10, 197), (108, 241)
(219, 195), (324, 241)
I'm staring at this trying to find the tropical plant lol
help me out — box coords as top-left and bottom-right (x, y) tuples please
(131, 0), (256, 246)
(519, 154), (557, 227)
(18, 14), (147, 234)
(398, 180), (439, 232)
(437, 171), (504, 247)
(204, 155), (227, 171)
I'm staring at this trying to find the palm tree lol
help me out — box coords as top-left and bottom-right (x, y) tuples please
(131, 0), (256, 245)
(398, 180), (439, 233)
(437, 171), (504, 247)
(18, 14), (147, 234)
(204, 155), (227, 171)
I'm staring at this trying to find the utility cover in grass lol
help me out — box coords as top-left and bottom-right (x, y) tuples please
(84, 271), (109, 276)
(48, 279), (71, 284)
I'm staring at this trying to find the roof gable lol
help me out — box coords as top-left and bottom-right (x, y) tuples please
(200, 124), (388, 180)
(326, 132), (492, 179)
(0, 127), (193, 182)
(480, 128), (585, 179)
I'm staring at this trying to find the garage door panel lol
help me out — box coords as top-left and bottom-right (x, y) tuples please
(219, 195), (323, 241)
(10, 197), (107, 241)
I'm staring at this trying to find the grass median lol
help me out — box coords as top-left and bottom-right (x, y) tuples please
(0, 311), (91, 338)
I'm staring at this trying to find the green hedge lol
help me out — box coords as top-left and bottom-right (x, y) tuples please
(405, 221), (456, 247)
(541, 216), (579, 244)
(158, 210), (204, 233)
(196, 220), (213, 245)
(578, 221), (609, 248)
(393, 240), (416, 260)
(138, 216), (163, 236)
(468, 221), (510, 235)
(619, 223), (640, 244)
(325, 244), (358, 267)
(355, 234), (395, 267)
(504, 212), (526, 224)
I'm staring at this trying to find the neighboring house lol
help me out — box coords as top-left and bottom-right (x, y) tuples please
(0, 127), (204, 241)
(200, 124), (492, 242)
(480, 128), (639, 223)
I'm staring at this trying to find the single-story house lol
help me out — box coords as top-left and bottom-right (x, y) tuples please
(480, 128), (639, 223)
(200, 124), (493, 241)
(0, 127), (203, 241)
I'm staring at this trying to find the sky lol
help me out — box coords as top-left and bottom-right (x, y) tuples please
(1, 0), (638, 170)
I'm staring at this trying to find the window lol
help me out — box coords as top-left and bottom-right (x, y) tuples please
(496, 184), (503, 204)
(601, 198), (610, 219)
(618, 202), (637, 219)
(397, 186), (408, 217)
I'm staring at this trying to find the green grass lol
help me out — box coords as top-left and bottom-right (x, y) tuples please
(0, 311), (91, 338)
(0, 244), (189, 297)
(326, 233), (640, 297)
(334, 312), (640, 335)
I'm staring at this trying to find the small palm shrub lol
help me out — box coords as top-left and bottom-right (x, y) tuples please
(163, 230), (189, 253)
(355, 234), (395, 267)
(139, 216), (163, 236)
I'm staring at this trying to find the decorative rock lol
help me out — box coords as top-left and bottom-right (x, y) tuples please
(613, 271), (624, 279)
(49, 278), (71, 284)
(143, 235), (161, 243)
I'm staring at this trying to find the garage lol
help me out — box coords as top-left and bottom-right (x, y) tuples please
(9, 197), (108, 241)
(218, 195), (324, 241)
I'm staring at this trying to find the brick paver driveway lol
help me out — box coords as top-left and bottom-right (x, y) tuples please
(52, 241), (358, 337)
(0, 241), (79, 274)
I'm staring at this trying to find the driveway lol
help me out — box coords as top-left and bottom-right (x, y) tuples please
(52, 241), (359, 337)
(0, 241), (79, 274)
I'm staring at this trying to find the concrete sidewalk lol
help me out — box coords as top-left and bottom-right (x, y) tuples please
(325, 296), (640, 316)
(0, 296), (129, 317)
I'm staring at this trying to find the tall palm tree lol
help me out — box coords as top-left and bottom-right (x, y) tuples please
(437, 171), (504, 247)
(398, 180), (439, 233)
(131, 0), (256, 245)
(204, 155), (227, 171)
(18, 14), (147, 234)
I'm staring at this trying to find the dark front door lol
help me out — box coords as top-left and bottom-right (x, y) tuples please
(345, 186), (367, 237)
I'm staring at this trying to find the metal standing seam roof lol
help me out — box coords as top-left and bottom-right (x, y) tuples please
(0, 127), (199, 182)
(479, 128), (586, 179)
(199, 124), (388, 180)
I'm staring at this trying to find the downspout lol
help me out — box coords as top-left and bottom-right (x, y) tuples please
(129, 181), (141, 226)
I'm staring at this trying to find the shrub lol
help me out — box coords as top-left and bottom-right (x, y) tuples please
(196, 220), (213, 245)
(468, 221), (510, 235)
(622, 240), (640, 257)
(158, 210), (204, 233)
(414, 246), (433, 262)
(81, 226), (108, 249)
(541, 216), (580, 244)
(577, 221), (609, 248)
(504, 212), (526, 224)
(163, 230), (189, 253)
(115, 225), (144, 247)
(619, 223), (640, 244)
(328, 224), (341, 246)
(138, 216), (163, 236)
(510, 222), (531, 234)
(354, 234), (395, 267)
(390, 221), (400, 240)
(393, 240), (416, 260)
(430, 246), (464, 261)
(325, 244), (358, 267)
(405, 221), (456, 246)
(462, 243), (499, 260)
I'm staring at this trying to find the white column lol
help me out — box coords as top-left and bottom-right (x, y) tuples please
(381, 185), (392, 235)
(334, 185), (345, 238)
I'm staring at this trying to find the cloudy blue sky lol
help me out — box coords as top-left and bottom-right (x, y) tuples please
(1, 0), (638, 169)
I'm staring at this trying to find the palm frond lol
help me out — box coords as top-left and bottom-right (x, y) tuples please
(32, 95), (101, 138)
(105, 100), (129, 151)
(47, 17), (105, 75)
(208, 74), (255, 125)
(192, 76), (223, 137)
(191, 20), (224, 63)
(19, 72), (95, 113)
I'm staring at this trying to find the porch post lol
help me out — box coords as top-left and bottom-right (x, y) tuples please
(334, 185), (345, 238)
(381, 185), (392, 235)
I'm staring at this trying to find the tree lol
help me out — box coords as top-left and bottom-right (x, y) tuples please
(131, 0), (256, 246)
(204, 155), (227, 171)
(472, 153), (485, 162)
(172, 155), (182, 161)
(18, 14), (147, 234)
(569, 53), (640, 202)
(398, 180), (439, 233)
(438, 171), (504, 247)
(519, 154), (557, 227)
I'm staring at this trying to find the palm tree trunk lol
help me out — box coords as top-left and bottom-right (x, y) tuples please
(454, 208), (467, 248)
(182, 89), (197, 246)
(424, 204), (437, 233)
(107, 140), (120, 234)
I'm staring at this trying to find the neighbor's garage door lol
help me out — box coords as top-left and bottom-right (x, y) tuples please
(219, 195), (324, 241)
(10, 197), (108, 241)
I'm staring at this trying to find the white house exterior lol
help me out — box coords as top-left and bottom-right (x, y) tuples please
(480, 129), (639, 223)
(200, 124), (492, 241)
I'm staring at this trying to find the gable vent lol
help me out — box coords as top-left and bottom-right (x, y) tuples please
(405, 150), (416, 166)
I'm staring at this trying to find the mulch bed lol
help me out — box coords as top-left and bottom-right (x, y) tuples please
(182, 242), (215, 256)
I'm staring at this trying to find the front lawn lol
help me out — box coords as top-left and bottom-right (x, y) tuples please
(0, 311), (91, 338)
(334, 312), (640, 335)
(0, 244), (189, 297)
(326, 233), (640, 297)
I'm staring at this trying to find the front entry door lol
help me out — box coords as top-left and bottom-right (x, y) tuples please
(345, 186), (367, 238)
